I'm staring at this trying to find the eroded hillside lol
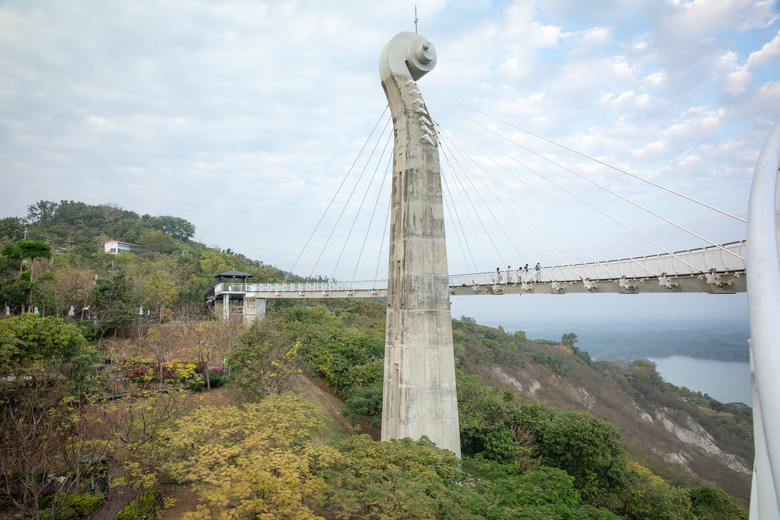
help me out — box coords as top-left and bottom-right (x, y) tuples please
(452, 319), (753, 502)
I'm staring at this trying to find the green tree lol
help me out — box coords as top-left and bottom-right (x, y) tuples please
(0, 217), (24, 242)
(535, 411), (628, 499)
(26, 200), (59, 225)
(688, 486), (747, 520)
(198, 249), (232, 278)
(278, 304), (384, 397)
(228, 318), (300, 397)
(561, 332), (579, 347)
(88, 271), (139, 339)
(0, 314), (88, 369)
(456, 371), (548, 463)
(320, 435), (475, 520)
(149, 215), (195, 241)
(2, 240), (53, 311)
(137, 229), (177, 253)
(464, 459), (622, 520)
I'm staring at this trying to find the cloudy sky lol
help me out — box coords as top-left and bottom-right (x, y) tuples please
(2, 0), (778, 330)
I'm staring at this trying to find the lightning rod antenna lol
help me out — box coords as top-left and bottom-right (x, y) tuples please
(414, 5), (418, 33)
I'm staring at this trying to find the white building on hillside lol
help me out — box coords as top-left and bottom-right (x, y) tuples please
(100, 239), (144, 254)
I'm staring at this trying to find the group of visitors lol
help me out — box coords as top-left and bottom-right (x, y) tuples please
(494, 263), (542, 284)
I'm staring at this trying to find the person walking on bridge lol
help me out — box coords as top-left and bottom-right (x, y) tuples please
(535, 262), (542, 282)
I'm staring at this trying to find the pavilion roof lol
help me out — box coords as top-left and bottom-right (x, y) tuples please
(215, 270), (253, 279)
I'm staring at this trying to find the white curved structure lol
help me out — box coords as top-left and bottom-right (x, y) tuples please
(747, 118), (780, 519)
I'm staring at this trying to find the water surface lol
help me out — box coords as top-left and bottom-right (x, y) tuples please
(647, 356), (751, 406)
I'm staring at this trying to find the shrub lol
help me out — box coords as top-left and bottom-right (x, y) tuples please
(343, 382), (382, 426)
(189, 369), (226, 392)
(189, 376), (207, 392)
(122, 364), (153, 383)
(319, 435), (468, 520)
(688, 486), (747, 520)
(208, 368), (226, 388)
(18, 492), (105, 520)
(0, 314), (86, 368)
(228, 319), (301, 397)
(117, 491), (161, 520)
(153, 361), (196, 384)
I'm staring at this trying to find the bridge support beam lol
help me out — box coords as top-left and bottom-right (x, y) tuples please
(242, 296), (266, 324)
(379, 32), (461, 457)
(222, 294), (230, 322)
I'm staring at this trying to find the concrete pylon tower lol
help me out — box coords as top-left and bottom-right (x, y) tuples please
(379, 32), (461, 457)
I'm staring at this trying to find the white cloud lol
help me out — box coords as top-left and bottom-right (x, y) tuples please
(747, 29), (780, 67)
(85, 116), (108, 127)
(716, 51), (751, 94)
(613, 90), (654, 108)
(664, 0), (776, 35)
(571, 26), (613, 46)
(632, 139), (670, 158)
(643, 71), (666, 87)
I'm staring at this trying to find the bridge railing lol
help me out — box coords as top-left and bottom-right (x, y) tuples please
(214, 279), (389, 295)
(450, 241), (746, 286)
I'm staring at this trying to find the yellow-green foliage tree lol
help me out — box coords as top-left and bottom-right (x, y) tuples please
(138, 256), (181, 322)
(622, 462), (693, 520)
(45, 265), (94, 318)
(160, 393), (338, 520)
(96, 391), (195, 517)
(198, 250), (232, 278)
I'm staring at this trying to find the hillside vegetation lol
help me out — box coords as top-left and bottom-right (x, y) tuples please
(0, 201), (751, 519)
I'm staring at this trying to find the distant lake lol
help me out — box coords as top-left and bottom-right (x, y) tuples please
(647, 356), (751, 406)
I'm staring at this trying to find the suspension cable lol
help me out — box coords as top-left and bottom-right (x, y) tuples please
(422, 86), (746, 223)
(312, 116), (393, 280)
(434, 109), (657, 276)
(440, 146), (492, 281)
(428, 97), (744, 265)
(439, 135), (507, 269)
(431, 107), (712, 275)
(440, 124), (621, 280)
(373, 182), (392, 290)
(350, 131), (394, 284)
(284, 106), (389, 283)
(440, 134), (534, 266)
(328, 116), (393, 281)
(441, 172), (479, 282)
